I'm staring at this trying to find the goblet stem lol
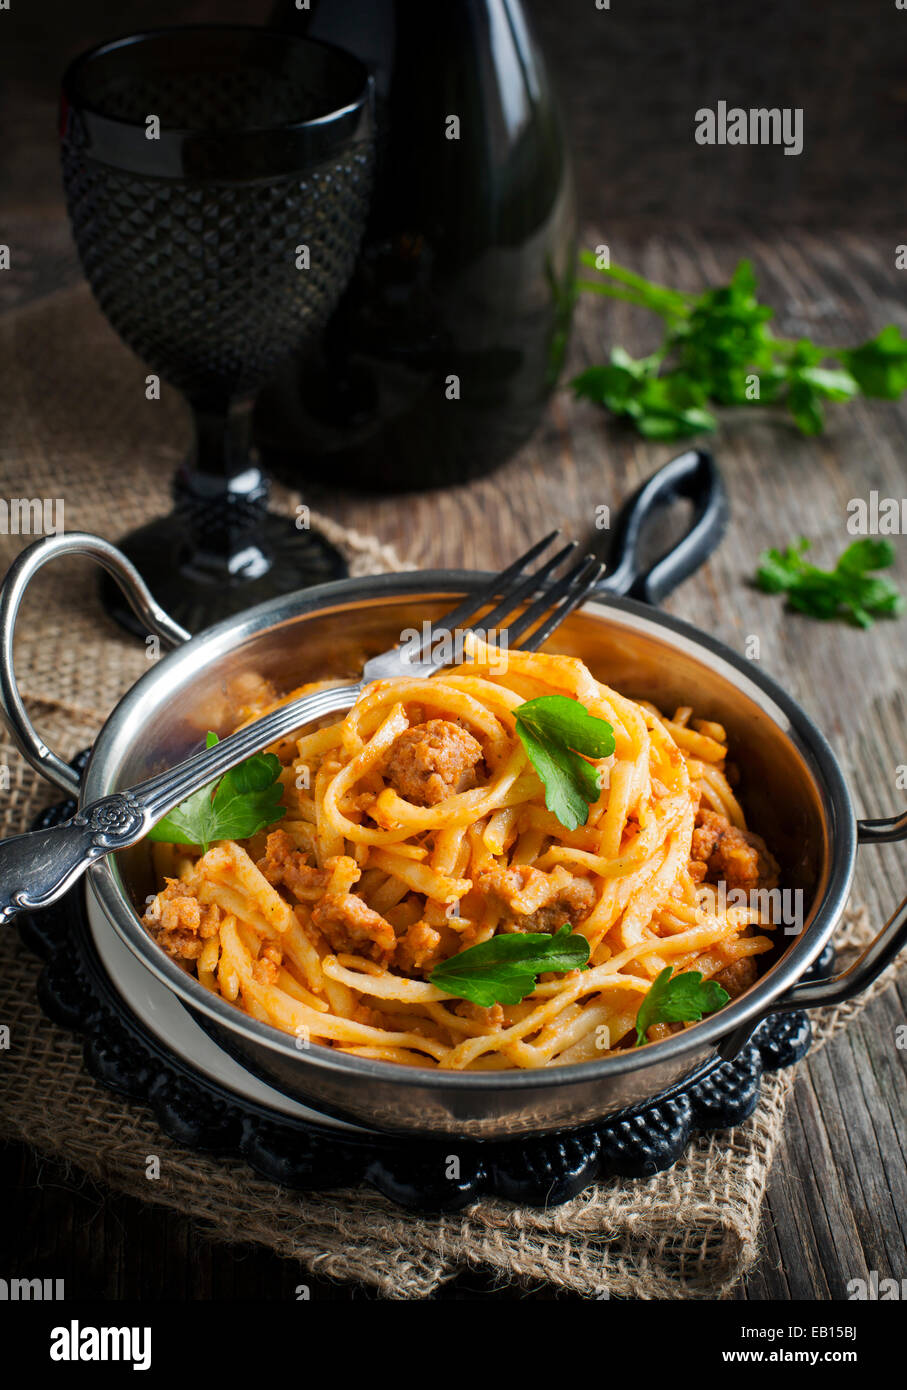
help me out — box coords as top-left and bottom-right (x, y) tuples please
(189, 397), (257, 480)
(174, 398), (271, 580)
(98, 394), (347, 637)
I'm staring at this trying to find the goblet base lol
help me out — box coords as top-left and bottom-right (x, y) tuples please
(100, 511), (347, 638)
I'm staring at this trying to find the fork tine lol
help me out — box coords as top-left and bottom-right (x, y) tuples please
(477, 540), (579, 632)
(503, 552), (598, 643)
(410, 530), (561, 658)
(507, 556), (606, 651)
(518, 565), (606, 651)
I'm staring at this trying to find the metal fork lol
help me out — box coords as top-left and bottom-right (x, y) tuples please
(0, 536), (605, 923)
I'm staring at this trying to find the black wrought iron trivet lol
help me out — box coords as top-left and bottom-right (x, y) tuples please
(19, 778), (829, 1213)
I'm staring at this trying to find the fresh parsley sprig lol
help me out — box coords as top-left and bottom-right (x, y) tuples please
(429, 925), (590, 1007)
(756, 537), (904, 629)
(514, 695), (615, 831)
(574, 254), (907, 440)
(634, 967), (729, 1046)
(147, 732), (286, 853)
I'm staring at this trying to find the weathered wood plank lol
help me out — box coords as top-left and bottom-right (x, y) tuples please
(1, 0), (906, 1296)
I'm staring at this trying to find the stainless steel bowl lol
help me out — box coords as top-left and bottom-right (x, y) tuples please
(2, 514), (905, 1138)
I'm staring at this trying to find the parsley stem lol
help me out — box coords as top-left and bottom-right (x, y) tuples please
(578, 255), (692, 317)
(576, 279), (689, 319)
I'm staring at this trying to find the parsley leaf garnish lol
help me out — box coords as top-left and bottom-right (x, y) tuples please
(429, 925), (591, 1007)
(573, 350), (717, 440)
(634, 966), (729, 1046)
(840, 324), (907, 400)
(756, 537), (904, 629)
(147, 731), (286, 853)
(574, 252), (907, 439)
(514, 695), (615, 831)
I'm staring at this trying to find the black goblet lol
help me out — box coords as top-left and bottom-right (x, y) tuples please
(60, 26), (375, 635)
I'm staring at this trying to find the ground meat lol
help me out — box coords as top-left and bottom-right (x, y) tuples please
(689, 809), (779, 893)
(384, 719), (483, 806)
(310, 892), (396, 962)
(256, 829), (329, 900)
(454, 999), (506, 1030)
(351, 1002), (384, 1029)
(142, 881), (221, 961)
(394, 921), (443, 974)
(713, 956), (758, 999)
(476, 864), (597, 933)
(252, 943), (282, 985)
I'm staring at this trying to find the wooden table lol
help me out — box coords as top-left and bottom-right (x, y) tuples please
(2, 1), (905, 1302)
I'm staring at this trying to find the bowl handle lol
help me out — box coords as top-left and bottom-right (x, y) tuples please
(595, 449), (730, 604)
(716, 811), (907, 1060)
(0, 532), (190, 797)
(766, 810), (907, 1014)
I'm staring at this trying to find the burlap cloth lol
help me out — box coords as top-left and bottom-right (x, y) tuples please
(0, 286), (899, 1299)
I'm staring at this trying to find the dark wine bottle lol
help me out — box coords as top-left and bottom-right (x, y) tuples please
(256, 0), (577, 492)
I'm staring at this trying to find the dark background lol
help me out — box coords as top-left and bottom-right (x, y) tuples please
(2, 0), (906, 1301)
(2, 0), (906, 315)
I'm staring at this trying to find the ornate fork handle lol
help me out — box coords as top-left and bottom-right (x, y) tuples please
(0, 684), (361, 927)
(0, 794), (150, 925)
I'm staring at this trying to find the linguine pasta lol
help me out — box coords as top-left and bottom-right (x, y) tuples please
(141, 635), (780, 1070)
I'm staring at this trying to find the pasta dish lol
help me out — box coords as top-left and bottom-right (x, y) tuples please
(142, 635), (780, 1070)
